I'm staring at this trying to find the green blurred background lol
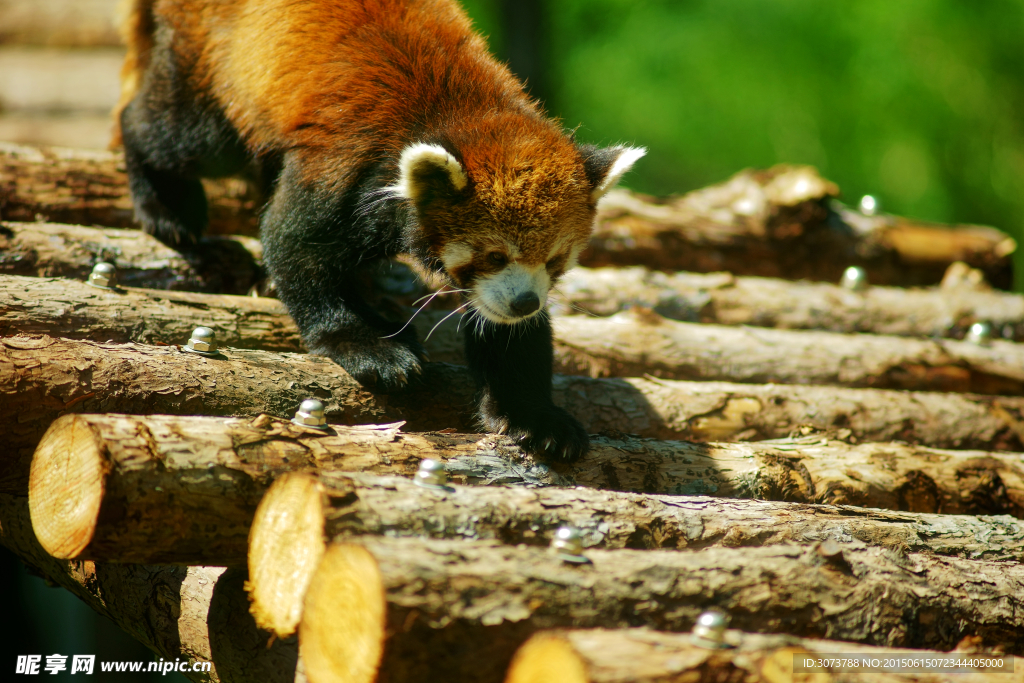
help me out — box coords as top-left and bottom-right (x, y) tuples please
(463, 0), (1024, 289)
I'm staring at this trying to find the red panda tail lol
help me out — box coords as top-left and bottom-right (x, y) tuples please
(110, 0), (156, 149)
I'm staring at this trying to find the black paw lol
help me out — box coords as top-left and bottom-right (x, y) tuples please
(132, 172), (208, 247)
(326, 337), (427, 393)
(483, 404), (590, 463)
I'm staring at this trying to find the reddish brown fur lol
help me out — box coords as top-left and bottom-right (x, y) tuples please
(118, 0), (594, 267)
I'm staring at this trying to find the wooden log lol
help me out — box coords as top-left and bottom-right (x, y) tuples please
(583, 166), (1015, 289)
(0, 221), (263, 294)
(554, 265), (1024, 341)
(0, 0), (121, 47)
(246, 470), (1024, 638)
(550, 308), (1024, 395)
(506, 628), (1020, 683)
(0, 142), (261, 235)
(8, 333), (1024, 490)
(3, 144), (1013, 286)
(27, 412), (1024, 565)
(297, 536), (1024, 683)
(0, 274), (302, 350)
(0, 494), (303, 683)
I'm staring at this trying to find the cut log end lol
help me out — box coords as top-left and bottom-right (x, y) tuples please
(28, 414), (106, 559)
(247, 472), (328, 637)
(300, 543), (385, 683)
(504, 633), (589, 683)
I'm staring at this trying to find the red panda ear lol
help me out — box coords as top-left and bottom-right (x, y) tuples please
(579, 145), (646, 200)
(392, 143), (468, 208)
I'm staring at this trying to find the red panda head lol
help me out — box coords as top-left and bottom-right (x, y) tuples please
(391, 128), (644, 325)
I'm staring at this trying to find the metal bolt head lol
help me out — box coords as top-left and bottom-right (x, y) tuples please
(86, 262), (117, 289)
(415, 459), (447, 487)
(292, 398), (328, 429)
(858, 195), (879, 216)
(184, 326), (219, 355)
(966, 322), (992, 345)
(840, 266), (868, 292)
(691, 609), (730, 648)
(551, 526), (591, 564)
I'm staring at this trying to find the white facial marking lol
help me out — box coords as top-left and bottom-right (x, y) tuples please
(474, 262), (551, 324)
(440, 242), (473, 271)
(592, 146), (647, 200)
(390, 143), (468, 202)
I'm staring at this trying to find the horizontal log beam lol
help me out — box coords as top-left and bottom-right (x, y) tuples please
(7, 333), (1024, 491)
(0, 1), (121, 47)
(555, 265), (1024, 341)
(0, 494), (301, 683)
(0, 221), (263, 294)
(0, 275), (302, 350)
(0, 143), (261, 235)
(246, 470), (1024, 638)
(27, 413), (1024, 566)
(550, 309), (1024, 395)
(298, 535), (1024, 683)
(507, 628), (1020, 683)
(3, 145), (1013, 286)
(584, 166), (1014, 288)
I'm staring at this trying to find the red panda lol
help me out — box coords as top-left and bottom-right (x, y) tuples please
(114, 0), (643, 462)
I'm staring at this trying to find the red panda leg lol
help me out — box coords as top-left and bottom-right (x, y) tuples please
(464, 314), (589, 463)
(259, 160), (428, 392)
(118, 44), (249, 245)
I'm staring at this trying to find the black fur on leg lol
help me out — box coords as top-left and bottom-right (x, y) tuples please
(464, 312), (589, 462)
(260, 158), (427, 392)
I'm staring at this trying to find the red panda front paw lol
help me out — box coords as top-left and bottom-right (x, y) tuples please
(485, 405), (590, 463)
(326, 338), (426, 393)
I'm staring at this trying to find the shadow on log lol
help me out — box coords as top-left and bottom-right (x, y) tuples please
(0, 221), (263, 294)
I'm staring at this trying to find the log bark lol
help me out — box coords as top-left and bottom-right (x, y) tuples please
(3, 145), (1013, 286)
(583, 166), (1015, 289)
(0, 494), (303, 683)
(0, 142), (262, 235)
(0, 0), (121, 47)
(27, 413), (1024, 566)
(0, 274), (302, 350)
(554, 265), (1024, 341)
(550, 308), (1024, 395)
(0, 221), (264, 294)
(247, 470), (1024, 638)
(298, 536), (1024, 683)
(9, 333), (1024, 491)
(506, 628), (1020, 683)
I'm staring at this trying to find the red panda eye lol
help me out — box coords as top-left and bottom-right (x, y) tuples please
(546, 255), (565, 270)
(487, 252), (508, 266)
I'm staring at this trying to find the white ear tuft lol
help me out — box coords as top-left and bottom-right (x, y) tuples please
(592, 146), (646, 200)
(392, 143), (468, 202)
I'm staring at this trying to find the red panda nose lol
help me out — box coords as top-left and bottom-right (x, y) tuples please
(510, 291), (541, 317)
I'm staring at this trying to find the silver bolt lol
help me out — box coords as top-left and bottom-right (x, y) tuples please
(183, 326), (219, 356)
(965, 322), (992, 345)
(86, 262), (117, 289)
(859, 195), (879, 216)
(691, 609), (731, 649)
(551, 526), (591, 564)
(840, 266), (868, 292)
(413, 459), (454, 491)
(292, 398), (329, 430)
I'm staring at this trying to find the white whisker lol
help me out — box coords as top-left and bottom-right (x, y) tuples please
(423, 302), (470, 342)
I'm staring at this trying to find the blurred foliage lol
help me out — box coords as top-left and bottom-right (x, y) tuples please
(461, 0), (1024, 288)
